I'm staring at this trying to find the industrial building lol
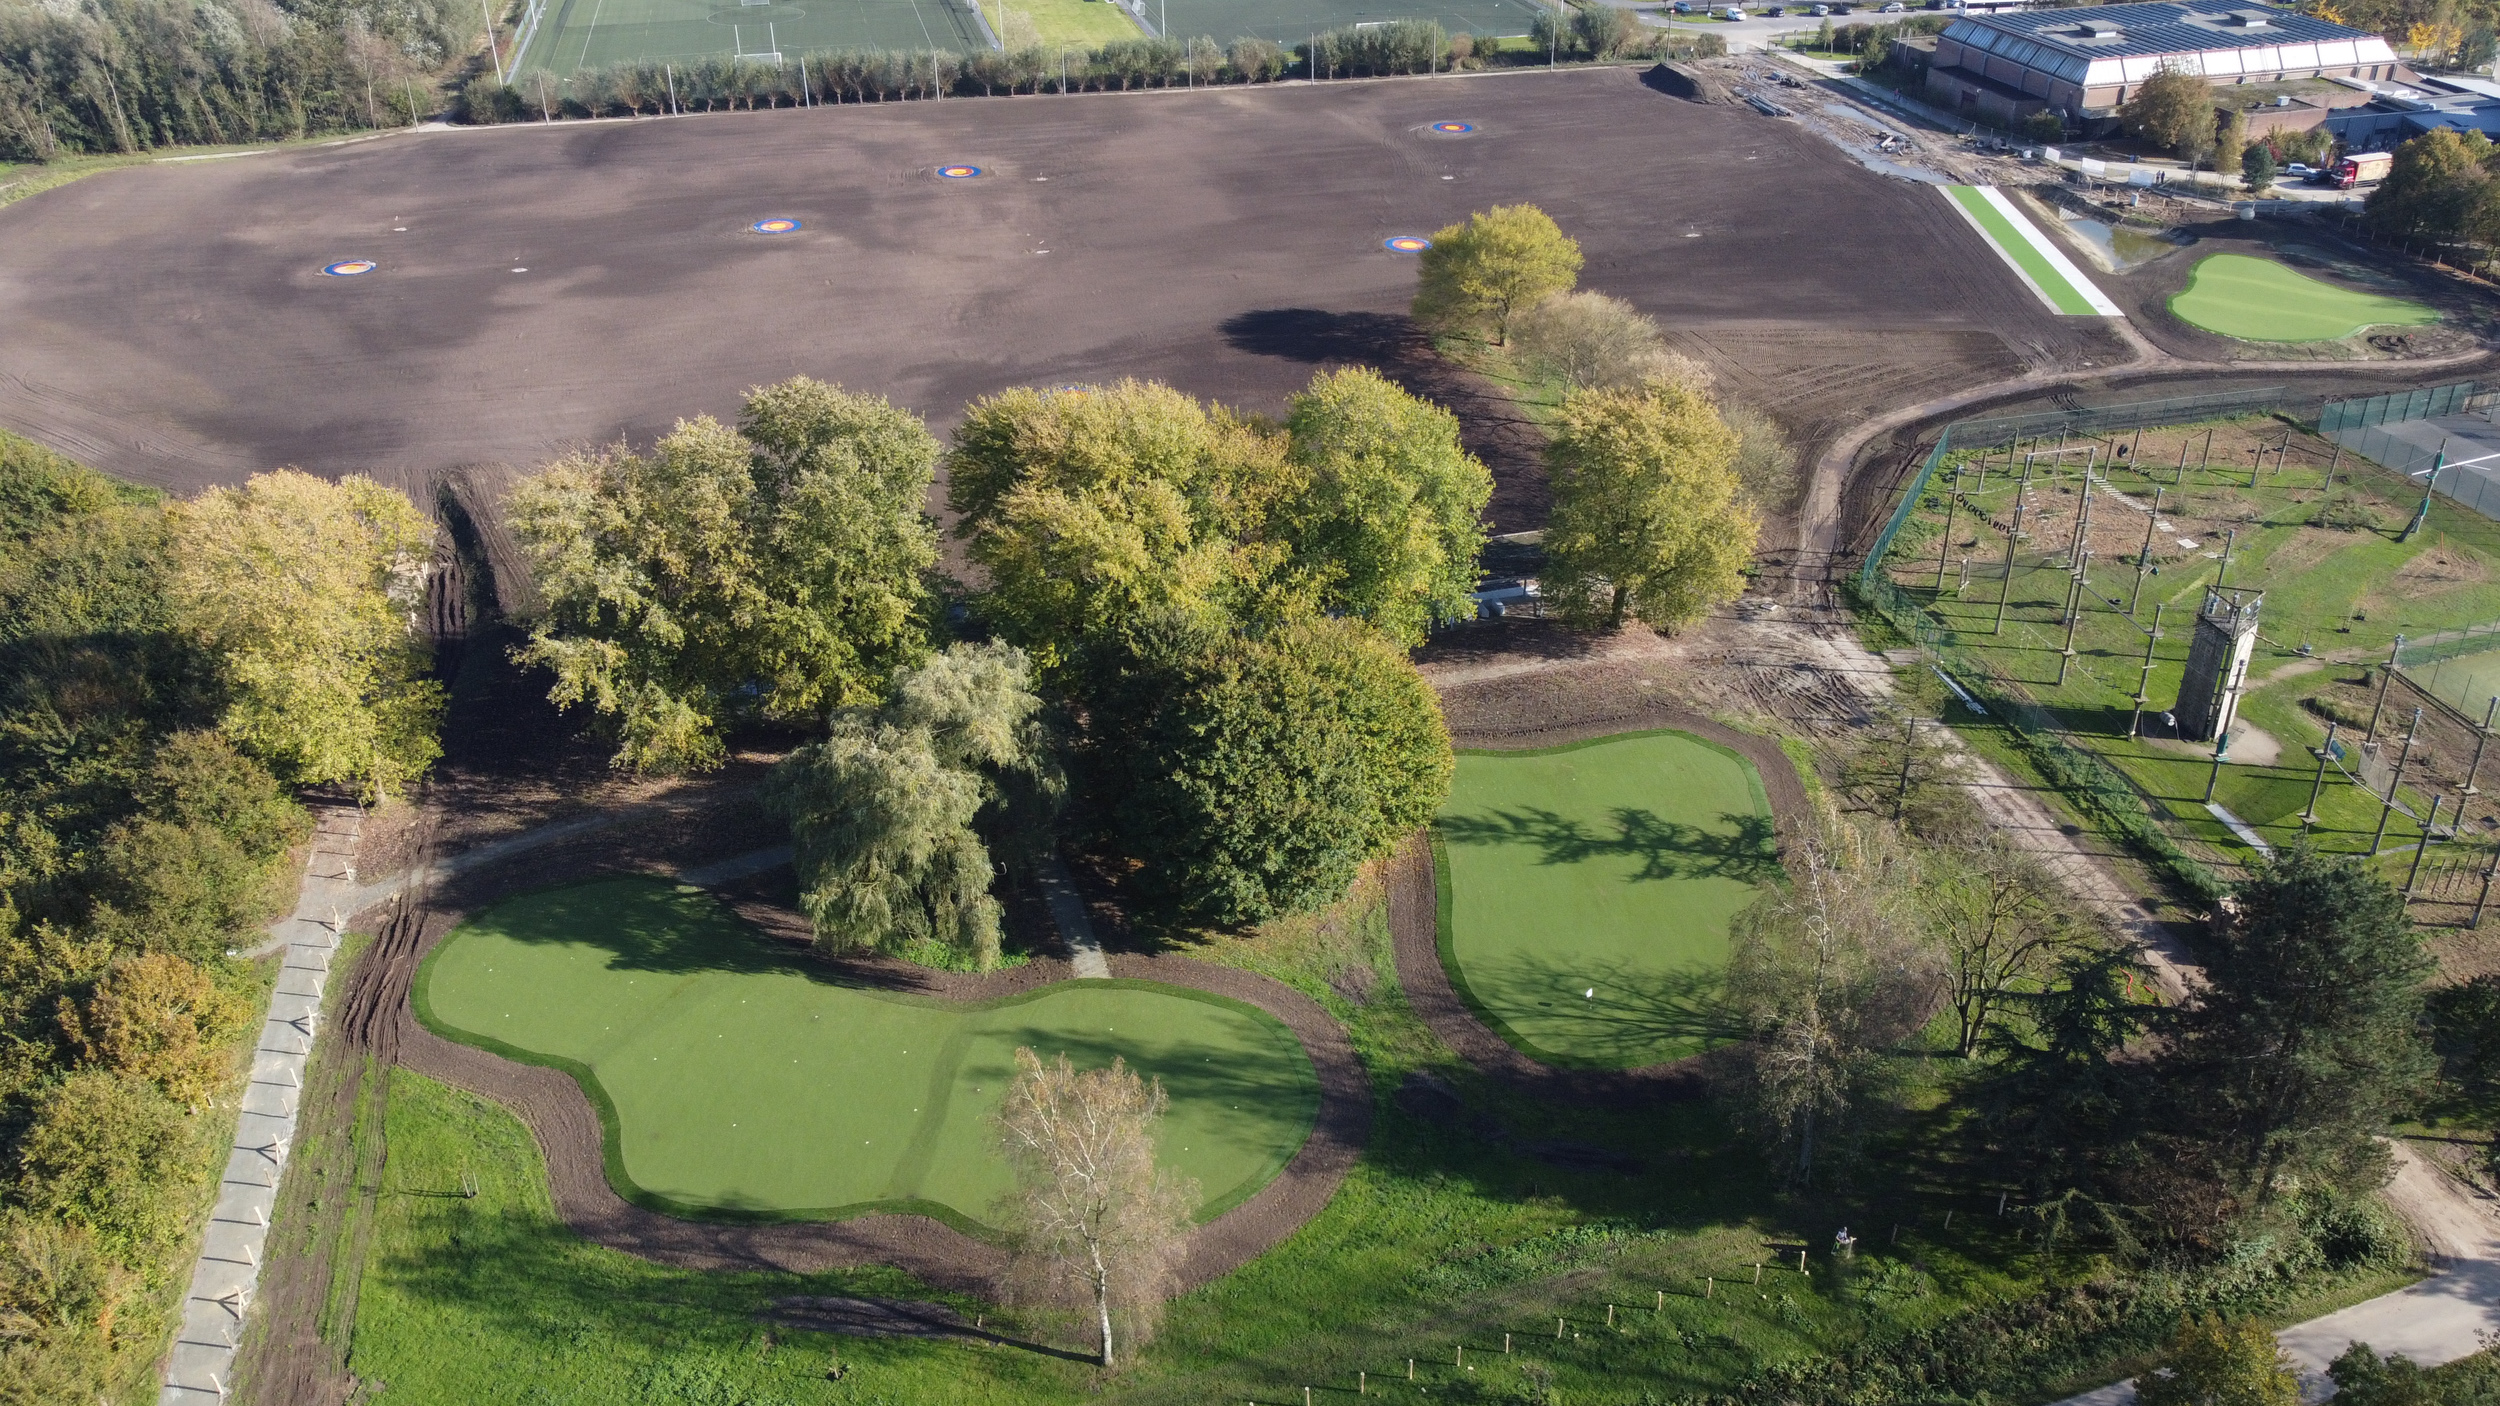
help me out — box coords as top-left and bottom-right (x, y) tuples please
(1924, 0), (2400, 127)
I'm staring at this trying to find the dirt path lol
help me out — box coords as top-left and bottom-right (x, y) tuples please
(353, 832), (1369, 1297)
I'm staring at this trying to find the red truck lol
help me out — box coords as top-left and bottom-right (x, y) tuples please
(2331, 151), (2394, 188)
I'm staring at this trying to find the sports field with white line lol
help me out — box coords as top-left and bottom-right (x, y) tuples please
(515, 0), (990, 72)
(1940, 185), (2122, 319)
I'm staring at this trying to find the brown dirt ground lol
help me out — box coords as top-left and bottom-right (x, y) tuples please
(0, 67), (2105, 535)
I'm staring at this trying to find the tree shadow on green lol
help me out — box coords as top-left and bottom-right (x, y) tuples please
(1437, 808), (1780, 885)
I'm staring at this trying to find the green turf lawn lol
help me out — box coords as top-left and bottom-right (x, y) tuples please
(993, 0), (1141, 47)
(516, 0), (985, 74)
(2168, 253), (2437, 343)
(1434, 731), (1779, 1069)
(1945, 185), (2104, 317)
(1880, 417), (2500, 884)
(415, 878), (1317, 1225)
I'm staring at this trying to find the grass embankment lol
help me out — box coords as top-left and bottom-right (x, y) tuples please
(1879, 416), (2500, 896)
(2169, 254), (2439, 343)
(1434, 730), (1779, 1068)
(416, 878), (1319, 1225)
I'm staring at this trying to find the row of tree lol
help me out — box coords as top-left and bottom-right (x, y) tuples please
(459, 21), (1725, 124)
(0, 436), (442, 1398)
(0, 0), (463, 160)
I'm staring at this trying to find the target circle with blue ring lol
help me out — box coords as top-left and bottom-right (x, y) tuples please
(750, 218), (802, 234)
(321, 260), (377, 277)
(1430, 120), (1474, 134)
(938, 164), (983, 179)
(1383, 236), (1432, 253)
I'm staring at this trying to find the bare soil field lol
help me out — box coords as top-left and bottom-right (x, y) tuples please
(0, 66), (2107, 526)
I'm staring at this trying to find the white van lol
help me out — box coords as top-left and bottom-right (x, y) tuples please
(1720, 4), (1745, 17)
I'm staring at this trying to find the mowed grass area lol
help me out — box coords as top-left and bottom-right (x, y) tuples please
(1435, 731), (1779, 1069)
(1943, 185), (2113, 317)
(415, 879), (1318, 1225)
(2168, 253), (2437, 342)
(1878, 416), (2500, 895)
(1159, 0), (1531, 42)
(515, 0), (986, 73)
(995, 0), (1142, 47)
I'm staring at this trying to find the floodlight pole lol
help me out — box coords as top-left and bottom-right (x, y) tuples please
(2301, 720), (2338, 825)
(665, 63), (678, 114)
(1935, 464), (1961, 592)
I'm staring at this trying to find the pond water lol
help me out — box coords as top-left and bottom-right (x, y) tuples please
(2059, 211), (2184, 271)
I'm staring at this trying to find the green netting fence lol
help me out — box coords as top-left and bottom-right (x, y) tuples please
(1849, 386), (2307, 902)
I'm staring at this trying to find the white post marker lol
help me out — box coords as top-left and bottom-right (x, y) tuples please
(482, 0), (505, 82)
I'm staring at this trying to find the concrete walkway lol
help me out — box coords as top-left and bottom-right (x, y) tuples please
(161, 806), (361, 1405)
(2050, 1144), (2500, 1406)
(1035, 855), (1111, 978)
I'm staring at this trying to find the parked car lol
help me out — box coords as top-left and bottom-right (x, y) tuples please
(1879, 3), (1905, 11)
(1764, 5), (1785, 14)
(1719, 4), (1745, 16)
(1829, 4), (1855, 15)
(1809, 2), (1830, 12)
(1672, 1), (1695, 12)
(2284, 162), (2316, 179)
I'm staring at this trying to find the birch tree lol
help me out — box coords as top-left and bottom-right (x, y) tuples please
(992, 1048), (1197, 1368)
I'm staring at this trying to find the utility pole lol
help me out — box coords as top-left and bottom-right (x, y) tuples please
(1935, 464), (1962, 592)
(2198, 427), (2216, 479)
(2131, 485), (2163, 615)
(2215, 527), (2235, 590)
(2302, 720), (2338, 825)
(483, 0), (506, 83)
(1995, 457), (2034, 636)
(2408, 442), (2449, 542)
(2372, 708), (2424, 853)
(2405, 794), (2445, 896)
(2366, 637), (2405, 738)
(2469, 697), (2500, 797)
(2059, 549), (2090, 688)
(2131, 603), (2165, 739)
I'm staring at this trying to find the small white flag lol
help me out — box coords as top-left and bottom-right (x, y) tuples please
(1584, 988), (1595, 999)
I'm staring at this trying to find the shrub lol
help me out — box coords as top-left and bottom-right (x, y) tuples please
(57, 953), (256, 1109)
(1510, 291), (1708, 391)
(8, 1071), (194, 1258)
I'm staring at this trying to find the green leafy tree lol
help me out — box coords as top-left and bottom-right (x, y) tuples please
(509, 378), (941, 773)
(1720, 833), (1940, 1186)
(1572, 2), (1634, 56)
(1280, 367), (1491, 646)
(765, 643), (1054, 969)
(2136, 1314), (2300, 1406)
(2328, 1344), (2437, 1406)
(1412, 204), (1584, 345)
(1981, 946), (2157, 1196)
(947, 380), (1295, 673)
(2367, 127), (2496, 239)
(2119, 66), (2220, 157)
(8, 1071), (193, 1258)
(2243, 143), (2278, 195)
(1541, 380), (1758, 632)
(2216, 107), (2249, 186)
(168, 469), (443, 801)
(1094, 615), (1452, 926)
(2167, 845), (2435, 1201)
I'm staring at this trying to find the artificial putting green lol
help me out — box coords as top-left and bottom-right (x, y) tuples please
(414, 878), (1318, 1228)
(2167, 253), (2437, 343)
(1433, 730), (1779, 1069)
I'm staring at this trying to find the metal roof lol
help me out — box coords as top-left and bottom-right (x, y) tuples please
(1942, 0), (2393, 65)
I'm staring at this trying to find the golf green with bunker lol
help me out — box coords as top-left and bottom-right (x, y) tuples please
(416, 878), (1319, 1227)
(1433, 730), (1780, 1069)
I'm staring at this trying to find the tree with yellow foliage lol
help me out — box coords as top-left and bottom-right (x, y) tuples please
(168, 470), (442, 801)
(1540, 380), (1758, 632)
(1411, 204), (1585, 345)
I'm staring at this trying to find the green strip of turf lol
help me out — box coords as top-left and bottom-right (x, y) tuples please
(2167, 252), (2438, 343)
(414, 878), (1320, 1229)
(1946, 185), (2098, 317)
